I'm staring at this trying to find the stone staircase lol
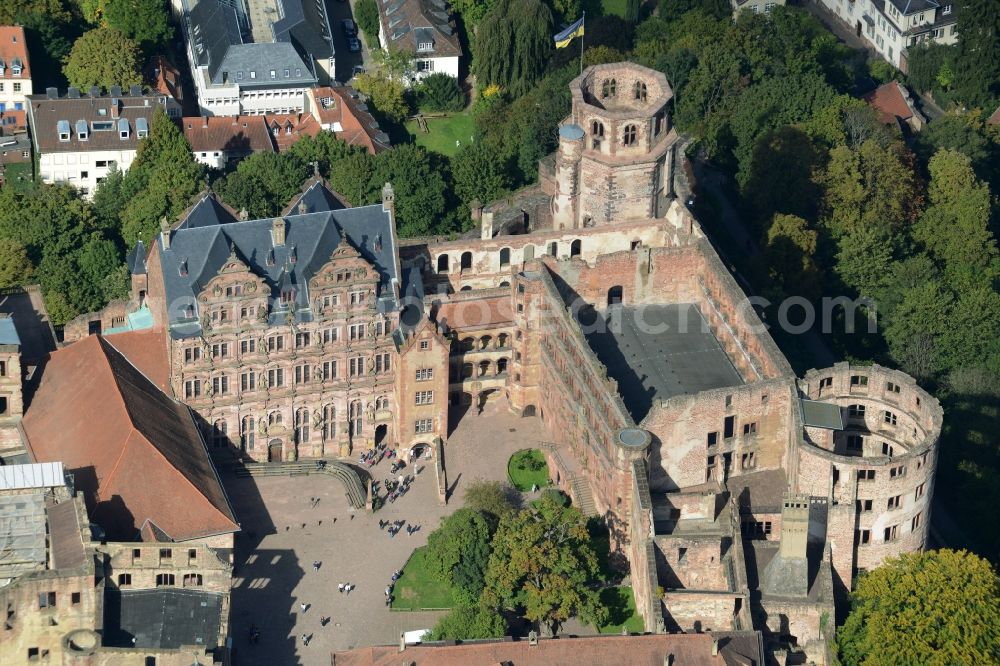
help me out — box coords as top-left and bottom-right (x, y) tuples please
(232, 461), (367, 509)
(569, 476), (598, 516)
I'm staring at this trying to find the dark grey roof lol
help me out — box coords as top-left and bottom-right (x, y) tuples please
(800, 399), (844, 430)
(214, 43), (317, 87)
(188, 0), (243, 80)
(126, 240), (147, 276)
(272, 0), (335, 61)
(103, 588), (223, 649)
(177, 194), (239, 229)
(159, 183), (399, 339)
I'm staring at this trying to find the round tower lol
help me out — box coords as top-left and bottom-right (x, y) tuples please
(552, 124), (585, 231)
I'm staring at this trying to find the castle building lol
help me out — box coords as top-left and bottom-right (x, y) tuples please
(60, 62), (940, 664)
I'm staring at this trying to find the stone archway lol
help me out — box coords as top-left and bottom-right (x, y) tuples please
(267, 439), (283, 462)
(374, 424), (388, 447)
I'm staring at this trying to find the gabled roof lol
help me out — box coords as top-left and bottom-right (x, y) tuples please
(183, 115), (275, 154)
(271, 0), (335, 61)
(158, 181), (400, 338)
(22, 335), (238, 542)
(377, 0), (462, 58)
(863, 81), (919, 125)
(0, 26), (31, 81)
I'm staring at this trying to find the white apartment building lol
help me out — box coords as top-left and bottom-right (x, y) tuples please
(0, 26), (32, 113)
(818, 0), (958, 70)
(730, 0), (786, 17)
(377, 0), (462, 84)
(26, 86), (181, 198)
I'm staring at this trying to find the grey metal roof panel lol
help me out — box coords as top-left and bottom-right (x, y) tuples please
(104, 588), (223, 649)
(272, 0), (335, 60)
(800, 399), (844, 430)
(188, 0), (242, 77)
(177, 195), (239, 230)
(136, 117), (148, 133)
(0, 316), (19, 345)
(886, 0), (939, 14)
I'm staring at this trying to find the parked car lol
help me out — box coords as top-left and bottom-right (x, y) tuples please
(348, 37), (361, 53)
(341, 19), (356, 36)
(351, 65), (365, 78)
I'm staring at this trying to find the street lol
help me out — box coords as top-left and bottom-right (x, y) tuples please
(324, 0), (373, 83)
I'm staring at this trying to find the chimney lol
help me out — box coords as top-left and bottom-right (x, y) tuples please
(239, 208), (249, 221)
(779, 494), (810, 560)
(381, 182), (394, 216)
(528, 631), (538, 646)
(711, 639), (719, 656)
(273, 218), (286, 246)
(298, 200), (308, 215)
(663, 655), (674, 666)
(159, 216), (171, 250)
(203, 116), (209, 128)
(398, 632), (406, 653)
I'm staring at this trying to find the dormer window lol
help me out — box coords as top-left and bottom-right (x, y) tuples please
(284, 69), (290, 77)
(57, 120), (70, 142)
(250, 70), (257, 79)
(942, 4), (951, 13)
(280, 286), (296, 304)
(237, 71), (244, 80)
(136, 117), (149, 138)
(417, 41), (433, 51)
(289, 246), (297, 264)
(266, 249), (275, 266)
(76, 120), (89, 141)
(118, 118), (130, 139)
(295, 68), (301, 77)
(270, 70), (276, 79)
(179, 259), (188, 276)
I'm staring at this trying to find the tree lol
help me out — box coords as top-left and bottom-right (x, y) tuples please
(216, 152), (309, 218)
(118, 109), (204, 244)
(912, 149), (998, 291)
(100, 0), (173, 54)
(657, 0), (731, 22)
(764, 214), (820, 299)
(482, 494), (607, 636)
(463, 479), (519, 522)
(882, 280), (952, 379)
(369, 47), (414, 82)
(416, 73), (465, 112)
(354, 0), (380, 41)
(474, 0), (553, 97)
(428, 602), (507, 640)
(451, 141), (511, 207)
(370, 145), (450, 236)
(425, 508), (494, 603)
(953, 0), (1000, 107)
(624, 0), (640, 24)
(837, 549), (1000, 666)
(62, 26), (141, 90)
(450, 0), (496, 26)
(354, 72), (410, 125)
(906, 42), (955, 94)
(0, 239), (33, 288)
(834, 224), (899, 299)
(673, 41), (741, 137)
(287, 131), (368, 176)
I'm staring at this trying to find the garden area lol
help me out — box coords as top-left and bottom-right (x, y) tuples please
(405, 112), (476, 157)
(596, 586), (644, 634)
(390, 546), (456, 611)
(507, 449), (550, 491)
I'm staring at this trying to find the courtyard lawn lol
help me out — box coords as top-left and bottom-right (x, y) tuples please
(597, 586), (645, 634)
(390, 547), (455, 611)
(405, 112), (476, 157)
(507, 449), (550, 491)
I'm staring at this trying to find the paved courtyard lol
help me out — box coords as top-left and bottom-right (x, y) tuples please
(227, 398), (547, 664)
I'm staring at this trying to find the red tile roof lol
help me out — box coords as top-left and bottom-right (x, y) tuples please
(0, 26), (31, 82)
(265, 112), (320, 152)
(987, 105), (1000, 126)
(264, 86), (391, 155)
(183, 115), (275, 155)
(333, 633), (762, 666)
(22, 335), (238, 542)
(863, 81), (915, 125)
(433, 296), (514, 330)
(104, 328), (171, 394)
(145, 55), (182, 104)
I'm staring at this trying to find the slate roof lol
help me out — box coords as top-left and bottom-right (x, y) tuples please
(22, 335), (239, 542)
(126, 240), (147, 275)
(104, 588), (224, 649)
(159, 181), (400, 338)
(378, 0), (462, 59)
(271, 0), (335, 61)
(886, 0), (939, 14)
(188, 0), (320, 87)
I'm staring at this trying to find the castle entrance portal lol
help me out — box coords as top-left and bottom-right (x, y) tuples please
(267, 439), (283, 462)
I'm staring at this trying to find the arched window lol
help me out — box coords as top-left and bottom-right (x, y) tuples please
(376, 395), (390, 410)
(240, 416), (255, 451)
(460, 285), (472, 291)
(323, 404), (336, 440)
(499, 280), (510, 288)
(591, 120), (604, 137)
(294, 407), (310, 443)
(268, 410), (283, 426)
(601, 79), (616, 98)
(570, 239), (582, 257)
(523, 245), (535, 261)
(478, 360), (491, 377)
(461, 362), (474, 379)
(212, 419), (228, 447)
(498, 333), (509, 348)
(437, 254), (449, 273)
(499, 248), (510, 268)
(461, 337), (475, 352)
(634, 81), (647, 101)
(460, 251), (473, 270)
(497, 357), (509, 374)
(480, 335), (492, 350)
(623, 124), (637, 146)
(608, 285), (624, 306)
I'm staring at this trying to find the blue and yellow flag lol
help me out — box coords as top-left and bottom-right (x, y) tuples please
(554, 16), (584, 49)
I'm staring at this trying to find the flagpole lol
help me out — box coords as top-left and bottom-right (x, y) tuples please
(579, 11), (585, 75)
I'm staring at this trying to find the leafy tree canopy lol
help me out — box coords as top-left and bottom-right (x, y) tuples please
(474, 0), (553, 98)
(462, 479), (519, 522)
(416, 73), (465, 112)
(99, 0), (173, 54)
(63, 26), (142, 90)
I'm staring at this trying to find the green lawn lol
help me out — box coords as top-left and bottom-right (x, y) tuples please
(390, 547), (455, 611)
(405, 112), (476, 157)
(507, 449), (550, 491)
(596, 586), (645, 634)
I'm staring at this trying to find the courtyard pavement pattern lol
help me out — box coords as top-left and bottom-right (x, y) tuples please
(227, 398), (545, 665)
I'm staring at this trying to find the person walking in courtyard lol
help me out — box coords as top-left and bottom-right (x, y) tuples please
(338, 582), (345, 593)
(300, 602), (308, 613)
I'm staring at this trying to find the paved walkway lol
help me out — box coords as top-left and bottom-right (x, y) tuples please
(227, 398), (547, 664)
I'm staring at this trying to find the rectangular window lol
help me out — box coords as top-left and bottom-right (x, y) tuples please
(857, 529), (871, 545)
(211, 343), (229, 359)
(849, 404), (866, 418)
(38, 592), (56, 609)
(414, 418), (433, 434)
(240, 338), (256, 354)
(184, 347), (202, 363)
(850, 375), (868, 387)
(884, 525), (899, 542)
(884, 410), (898, 425)
(742, 422), (757, 435)
(295, 332), (311, 348)
(420, 340), (430, 350)
(886, 381), (901, 394)
(184, 379), (201, 399)
(268, 368), (285, 387)
(847, 434), (864, 451)
(882, 442), (894, 456)
(914, 482), (926, 500)
(857, 469), (876, 481)
(415, 368), (433, 381)
(241, 371), (256, 392)
(856, 499), (873, 512)
(375, 353), (390, 373)
(350, 290), (365, 306)
(118, 573), (132, 586)
(415, 390), (434, 405)
(268, 335), (285, 352)
(71, 592), (81, 605)
(887, 495), (901, 510)
(349, 324), (364, 340)
(741, 451), (756, 469)
(707, 432), (718, 447)
(295, 364), (311, 384)
(159, 548), (172, 560)
(723, 416), (735, 439)
(155, 573), (176, 586)
(212, 375), (229, 395)
(349, 356), (364, 376)
(912, 512), (922, 530)
(323, 360), (337, 380)
(321, 327), (339, 344)
(890, 464), (906, 479)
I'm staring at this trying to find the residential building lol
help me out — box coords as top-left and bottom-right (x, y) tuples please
(376, 0), (462, 83)
(731, 0), (785, 16)
(265, 86), (391, 154)
(863, 80), (926, 132)
(26, 86), (181, 198)
(0, 26), (31, 113)
(61, 63), (941, 664)
(183, 0), (335, 116)
(0, 123), (31, 188)
(183, 114), (275, 168)
(818, 0), (958, 70)
(145, 54), (185, 106)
